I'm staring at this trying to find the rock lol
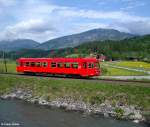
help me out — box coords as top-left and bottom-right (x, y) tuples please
(133, 120), (139, 123)
(104, 113), (109, 117)
(38, 99), (49, 105)
(134, 111), (143, 120)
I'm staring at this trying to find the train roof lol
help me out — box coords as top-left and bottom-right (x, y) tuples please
(17, 57), (99, 62)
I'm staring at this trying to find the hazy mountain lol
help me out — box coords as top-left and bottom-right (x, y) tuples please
(0, 39), (39, 51)
(36, 28), (136, 50)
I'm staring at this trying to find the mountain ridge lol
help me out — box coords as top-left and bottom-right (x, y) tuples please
(0, 28), (136, 51)
(36, 28), (136, 50)
(0, 39), (39, 51)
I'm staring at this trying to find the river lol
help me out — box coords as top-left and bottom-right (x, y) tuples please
(0, 100), (148, 127)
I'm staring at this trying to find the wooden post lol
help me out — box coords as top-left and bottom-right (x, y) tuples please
(3, 51), (7, 73)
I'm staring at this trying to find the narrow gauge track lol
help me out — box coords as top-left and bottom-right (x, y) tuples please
(0, 73), (150, 86)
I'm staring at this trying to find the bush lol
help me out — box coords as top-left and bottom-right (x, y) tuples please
(114, 108), (125, 119)
(101, 67), (108, 75)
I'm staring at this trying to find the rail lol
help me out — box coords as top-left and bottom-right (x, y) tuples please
(0, 72), (150, 85)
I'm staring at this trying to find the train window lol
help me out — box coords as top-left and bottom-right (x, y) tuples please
(88, 63), (94, 68)
(57, 63), (63, 68)
(42, 62), (48, 67)
(25, 62), (30, 67)
(31, 62), (35, 67)
(21, 62), (23, 66)
(36, 62), (41, 67)
(64, 63), (70, 68)
(72, 63), (78, 68)
(83, 62), (86, 69)
(51, 62), (56, 68)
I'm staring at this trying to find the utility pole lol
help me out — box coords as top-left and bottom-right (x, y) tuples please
(3, 51), (7, 73)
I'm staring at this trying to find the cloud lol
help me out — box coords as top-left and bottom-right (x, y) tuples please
(0, 19), (58, 42)
(0, 0), (150, 42)
(113, 21), (150, 35)
(58, 8), (150, 22)
(121, 0), (146, 11)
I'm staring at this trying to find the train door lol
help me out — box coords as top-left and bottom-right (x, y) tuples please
(87, 62), (95, 76)
(82, 62), (88, 77)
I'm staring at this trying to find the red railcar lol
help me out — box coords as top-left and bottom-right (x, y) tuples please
(16, 58), (100, 77)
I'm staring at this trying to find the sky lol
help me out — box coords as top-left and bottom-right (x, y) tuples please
(0, 0), (150, 42)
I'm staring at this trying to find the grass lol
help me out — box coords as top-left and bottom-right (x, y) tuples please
(108, 61), (150, 71)
(0, 60), (16, 73)
(0, 75), (150, 111)
(101, 63), (147, 76)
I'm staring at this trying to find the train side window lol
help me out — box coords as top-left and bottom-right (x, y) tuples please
(36, 62), (41, 67)
(64, 63), (70, 68)
(19, 62), (22, 66)
(83, 62), (86, 69)
(57, 63), (63, 68)
(31, 62), (35, 67)
(42, 62), (48, 67)
(25, 62), (30, 67)
(72, 63), (78, 68)
(88, 63), (94, 68)
(51, 62), (56, 68)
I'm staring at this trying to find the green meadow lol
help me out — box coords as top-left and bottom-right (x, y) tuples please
(0, 75), (150, 111)
(0, 60), (17, 73)
(101, 61), (149, 76)
(106, 61), (150, 71)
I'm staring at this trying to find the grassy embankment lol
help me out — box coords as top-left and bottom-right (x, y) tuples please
(0, 75), (150, 112)
(0, 60), (149, 76)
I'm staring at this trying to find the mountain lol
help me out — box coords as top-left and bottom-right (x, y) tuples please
(0, 39), (39, 51)
(36, 28), (136, 50)
(5, 35), (150, 62)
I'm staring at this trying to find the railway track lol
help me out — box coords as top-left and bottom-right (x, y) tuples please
(0, 72), (150, 86)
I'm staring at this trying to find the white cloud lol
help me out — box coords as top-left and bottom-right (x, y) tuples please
(113, 21), (150, 35)
(0, 19), (58, 42)
(0, 0), (150, 42)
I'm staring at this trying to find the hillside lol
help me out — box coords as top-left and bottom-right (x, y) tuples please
(36, 28), (135, 50)
(0, 39), (39, 51)
(75, 35), (150, 60)
(3, 35), (150, 61)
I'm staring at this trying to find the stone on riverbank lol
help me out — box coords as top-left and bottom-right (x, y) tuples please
(0, 89), (146, 123)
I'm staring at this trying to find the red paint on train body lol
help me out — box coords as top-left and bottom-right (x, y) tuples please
(16, 58), (100, 77)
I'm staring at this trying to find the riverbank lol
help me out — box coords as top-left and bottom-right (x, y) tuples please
(0, 75), (150, 124)
(1, 100), (147, 127)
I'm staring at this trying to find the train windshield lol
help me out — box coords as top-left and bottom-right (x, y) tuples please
(16, 61), (22, 66)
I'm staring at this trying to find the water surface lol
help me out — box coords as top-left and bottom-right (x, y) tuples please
(0, 100), (148, 127)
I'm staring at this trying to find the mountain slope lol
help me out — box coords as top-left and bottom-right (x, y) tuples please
(36, 28), (135, 50)
(5, 35), (150, 61)
(0, 39), (39, 51)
